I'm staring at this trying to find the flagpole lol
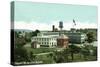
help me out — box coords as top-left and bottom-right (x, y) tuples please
(73, 19), (76, 32)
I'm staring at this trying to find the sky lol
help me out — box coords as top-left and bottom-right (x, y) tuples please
(13, 1), (98, 30)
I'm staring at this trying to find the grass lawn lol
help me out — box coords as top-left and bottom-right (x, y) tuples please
(24, 47), (97, 64)
(67, 53), (97, 62)
(25, 47), (56, 54)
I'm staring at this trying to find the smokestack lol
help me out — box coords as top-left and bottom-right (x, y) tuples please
(52, 25), (55, 32)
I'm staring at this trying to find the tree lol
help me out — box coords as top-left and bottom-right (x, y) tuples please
(32, 29), (40, 36)
(14, 32), (31, 62)
(92, 47), (97, 60)
(86, 32), (95, 43)
(28, 51), (36, 61)
(14, 47), (30, 62)
(63, 48), (70, 62)
(14, 37), (26, 48)
(53, 51), (65, 63)
(14, 31), (19, 38)
(81, 46), (90, 60)
(53, 48), (71, 63)
(14, 47), (36, 62)
(93, 47), (97, 56)
(25, 32), (32, 42)
(69, 44), (81, 61)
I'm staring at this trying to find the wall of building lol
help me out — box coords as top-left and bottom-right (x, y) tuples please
(39, 32), (86, 44)
(57, 38), (69, 48)
(31, 35), (57, 47)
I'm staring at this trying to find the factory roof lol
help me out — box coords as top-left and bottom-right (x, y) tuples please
(58, 34), (69, 39)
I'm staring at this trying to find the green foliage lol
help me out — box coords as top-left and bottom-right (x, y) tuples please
(69, 45), (81, 53)
(14, 47), (30, 62)
(80, 45), (97, 60)
(32, 29), (40, 36)
(92, 47), (97, 56)
(14, 31), (36, 62)
(53, 51), (65, 63)
(14, 37), (26, 48)
(26, 48), (55, 54)
(14, 31), (19, 38)
(69, 45), (81, 60)
(86, 32), (95, 43)
(14, 47), (36, 62)
(81, 47), (90, 60)
(14, 31), (27, 48)
(28, 51), (36, 61)
(24, 32), (32, 42)
(53, 48), (71, 63)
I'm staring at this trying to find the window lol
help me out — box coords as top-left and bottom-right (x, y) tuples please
(52, 42), (53, 45)
(42, 38), (43, 41)
(40, 38), (41, 41)
(45, 38), (46, 41)
(41, 38), (43, 41)
(42, 42), (43, 45)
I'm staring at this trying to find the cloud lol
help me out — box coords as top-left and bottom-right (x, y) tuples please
(15, 21), (97, 31)
(15, 21), (52, 31)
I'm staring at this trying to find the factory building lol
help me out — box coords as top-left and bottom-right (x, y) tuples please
(31, 33), (58, 48)
(39, 31), (86, 44)
(31, 33), (69, 48)
(65, 32), (86, 44)
(31, 20), (86, 48)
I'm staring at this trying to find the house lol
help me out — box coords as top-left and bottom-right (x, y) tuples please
(31, 33), (58, 48)
(31, 41), (40, 48)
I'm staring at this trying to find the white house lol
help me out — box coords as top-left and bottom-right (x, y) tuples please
(31, 33), (58, 48)
(31, 41), (40, 48)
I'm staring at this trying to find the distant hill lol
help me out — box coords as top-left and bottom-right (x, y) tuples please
(14, 29), (34, 32)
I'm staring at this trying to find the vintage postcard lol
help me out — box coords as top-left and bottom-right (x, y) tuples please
(11, 1), (98, 66)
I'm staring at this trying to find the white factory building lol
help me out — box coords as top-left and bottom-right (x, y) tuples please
(31, 33), (59, 48)
(31, 31), (86, 48)
(31, 20), (87, 48)
(39, 31), (86, 44)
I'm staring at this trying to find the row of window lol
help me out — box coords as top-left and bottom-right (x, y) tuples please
(33, 38), (56, 41)
(39, 42), (57, 45)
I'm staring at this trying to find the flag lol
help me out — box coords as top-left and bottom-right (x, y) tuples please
(73, 19), (76, 26)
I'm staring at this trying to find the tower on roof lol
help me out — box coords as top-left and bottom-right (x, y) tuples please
(59, 21), (63, 30)
(59, 21), (63, 35)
